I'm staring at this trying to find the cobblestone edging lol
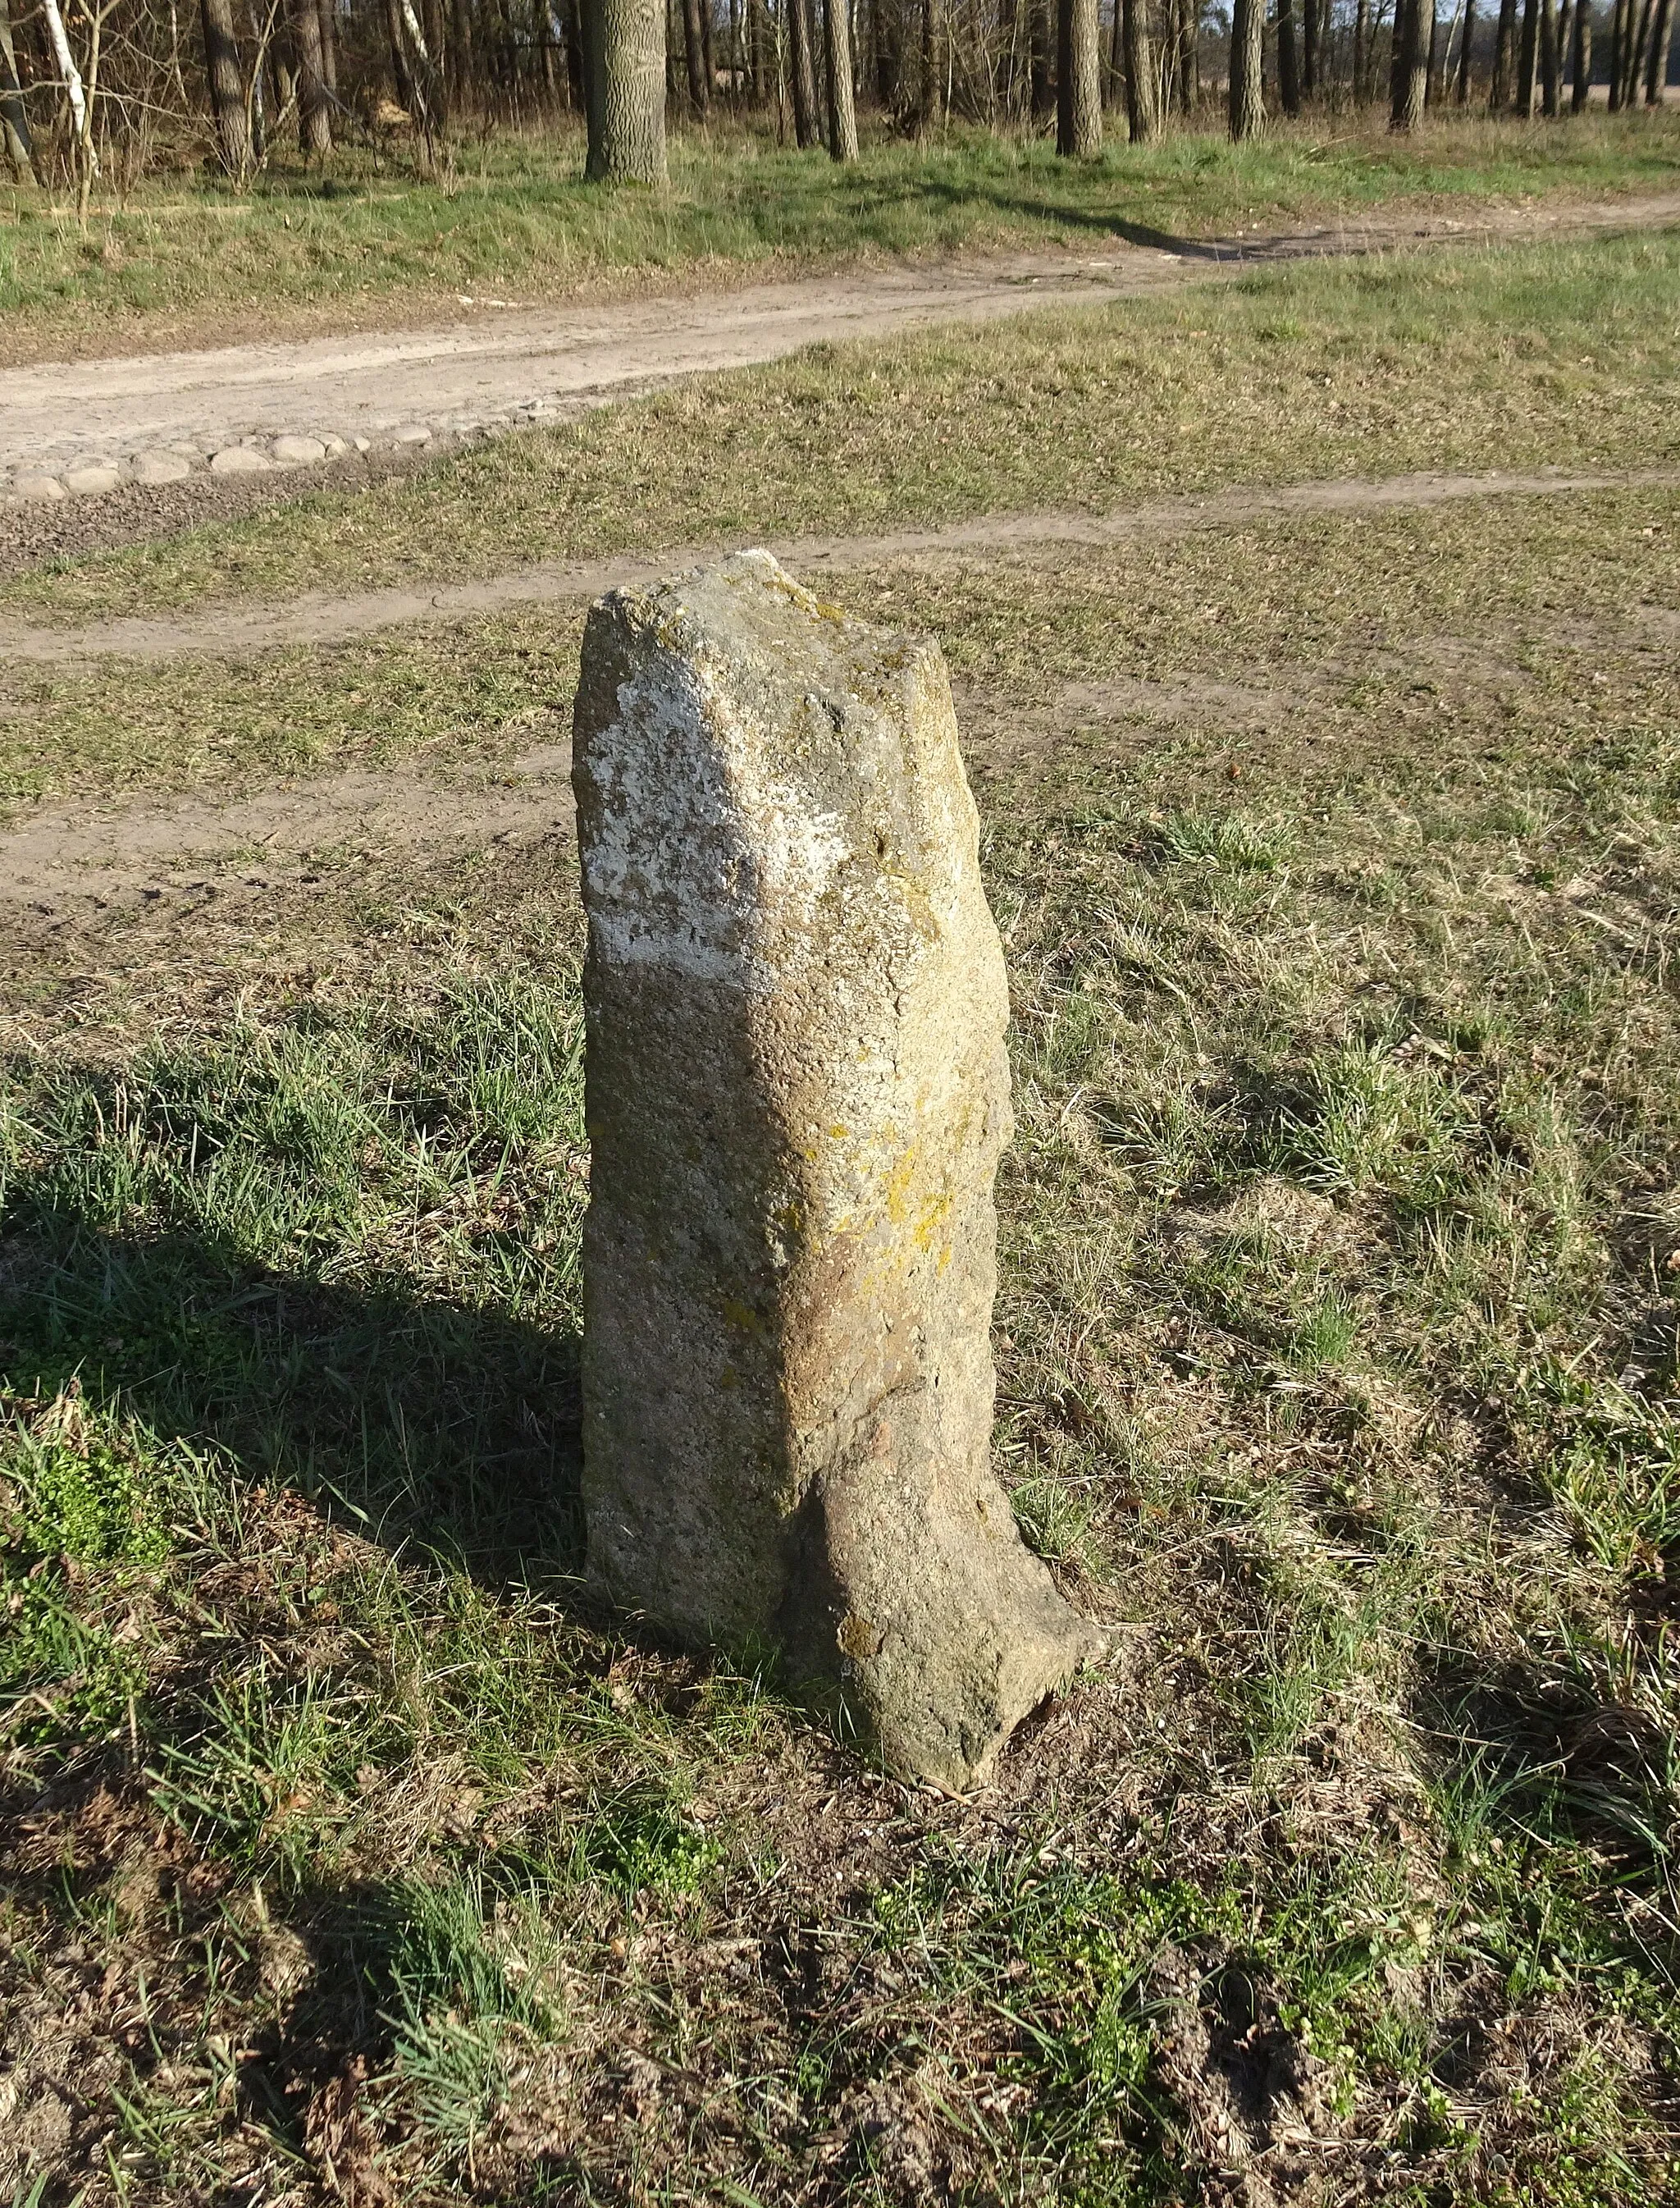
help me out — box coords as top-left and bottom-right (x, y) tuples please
(0, 395), (569, 504)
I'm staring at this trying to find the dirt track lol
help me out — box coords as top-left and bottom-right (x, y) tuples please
(6, 466), (1677, 935)
(5, 186), (1678, 523)
(6, 467), (1674, 665)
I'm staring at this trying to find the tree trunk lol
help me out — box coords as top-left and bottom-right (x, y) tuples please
(450, 0), (472, 94)
(1354, 0), (1371, 97)
(1570, 0), (1591, 98)
(875, 0), (901, 103)
(1540, 0), (1559, 103)
(584, 0), (667, 175)
(290, 0), (332, 149)
(1516, 0), (1540, 105)
(200, 0), (252, 176)
(246, 2), (267, 162)
(386, 0), (416, 105)
(317, 0), (338, 89)
(682, 0), (709, 107)
(395, 0), (449, 134)
(41, 0), (90, 154)
(824, 0), (858, 150)
(1277, 0), (1300, 107)
(919, 0), (943, 123)
(1391, 0), (1428, 117)
(788, 0), (819, 138)
(1180, 0), (1198, 105)
(1117, 0), (1155, 130)
(1227, 0), (1262, 131)
(0, 0), (41, 182)
(1648, 0), (1676, 94)
(1056, 0), (1102, 144)
(1302, 0), (1319, 90)
(1626, 0), (1657, 95)
(1490, 0), (1518, 96)
(1456, 0), (1476, 94)
(1029, 0), (1052, 112)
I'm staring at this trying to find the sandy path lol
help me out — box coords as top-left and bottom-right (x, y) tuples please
(7, 466), (1675, 665)
(6, 189), (1678, 491)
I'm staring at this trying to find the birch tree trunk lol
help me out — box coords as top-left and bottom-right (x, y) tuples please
(396, 0), (449, 130)
(41, 0), (97, 177)
(1056, 0), (1101, 147)
(824, 0), (858, 153)
(1227, 0), (1262, 133)
(584, 0), (667, 176)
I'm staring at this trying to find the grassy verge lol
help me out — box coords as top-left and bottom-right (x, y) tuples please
(2, 109), (1677, 364)
(3, 411), (1680, 2202)
(7, 223), (1678, 633)
(7, 473), (1676, 818)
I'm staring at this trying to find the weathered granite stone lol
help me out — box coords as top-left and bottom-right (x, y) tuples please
(573, 551), (1100, 1791)
(132, 450), (194, 486)
(209, 445), (272, 475)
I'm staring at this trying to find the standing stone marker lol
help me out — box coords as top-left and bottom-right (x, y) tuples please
(573, 552), (1100, 1791)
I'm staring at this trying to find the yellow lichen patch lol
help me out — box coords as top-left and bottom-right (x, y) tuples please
(913, 1188), (953, 1254)
(721, 1295), (769, 1341)
(838, 1611), (882, 1659)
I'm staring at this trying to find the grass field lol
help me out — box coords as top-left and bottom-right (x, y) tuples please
(2, 107), (1678, 363)
(3, 218), (1680, 2205)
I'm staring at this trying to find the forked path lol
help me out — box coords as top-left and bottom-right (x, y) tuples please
(4, 188), (1678, 491)
(5, 465), (1677, 929)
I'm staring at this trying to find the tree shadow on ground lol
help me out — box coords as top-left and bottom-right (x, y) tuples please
(903, 176), (1259, 257)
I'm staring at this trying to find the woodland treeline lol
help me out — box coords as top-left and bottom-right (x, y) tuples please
(0, 0), (1673, 199)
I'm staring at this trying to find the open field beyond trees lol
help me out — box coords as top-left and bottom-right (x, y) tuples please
(4, 200), (1680, 2208)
